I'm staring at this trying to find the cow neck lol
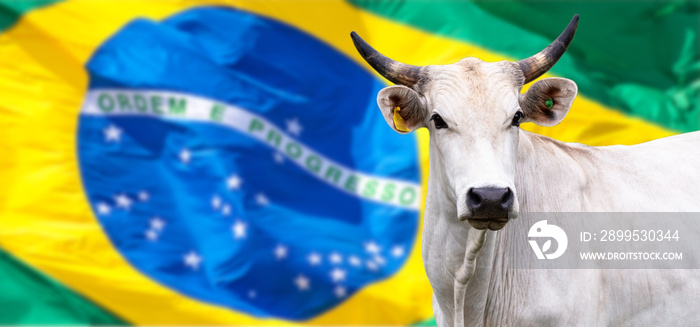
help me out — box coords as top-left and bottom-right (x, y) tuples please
(515, 129), (592, 212)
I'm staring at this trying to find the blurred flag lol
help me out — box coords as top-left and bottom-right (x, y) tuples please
(0, 0), (697, 325)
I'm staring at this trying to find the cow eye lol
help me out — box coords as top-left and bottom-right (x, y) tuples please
(431, 113), (448, 129)
(511, 111), (523, 127)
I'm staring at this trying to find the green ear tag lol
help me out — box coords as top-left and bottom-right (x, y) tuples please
(545, 97), (554, 109)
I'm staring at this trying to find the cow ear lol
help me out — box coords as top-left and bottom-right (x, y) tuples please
(377, 85), (427, 134)
(520, 77), (577, 127)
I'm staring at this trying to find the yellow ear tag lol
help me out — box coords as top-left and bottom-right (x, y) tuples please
(393, 106), (410, 132)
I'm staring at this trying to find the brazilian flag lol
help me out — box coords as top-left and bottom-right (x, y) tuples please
(0, 0), (697, 325)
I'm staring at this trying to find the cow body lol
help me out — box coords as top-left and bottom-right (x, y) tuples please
(350, 15), (700, 326)
(424, 130), (700, 326)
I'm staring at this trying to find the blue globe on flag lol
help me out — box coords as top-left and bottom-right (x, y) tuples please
(77, 7), (421, 320)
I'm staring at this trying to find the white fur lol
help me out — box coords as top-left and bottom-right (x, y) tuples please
(380, 59), (700, 326)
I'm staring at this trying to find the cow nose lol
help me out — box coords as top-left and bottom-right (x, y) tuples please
(467, 187), (514, 218)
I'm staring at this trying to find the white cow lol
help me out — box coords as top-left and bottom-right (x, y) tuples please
(352, 15), (700, 326)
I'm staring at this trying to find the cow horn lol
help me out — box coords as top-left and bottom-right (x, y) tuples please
(517, 14), (579, 84)
(350, 31), (422, 87)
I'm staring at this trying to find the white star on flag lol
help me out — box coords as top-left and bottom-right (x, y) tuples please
(334, 285), (347, 298)
(366, 261), (379, 272)
(274, 245), (288, 260)
(138, 190), (149, 201)
(391, 245), (405, 258)
(295, 275), (310, 291)
(184, 251), (202, 270)
(308, 252), (322, 266)
(222, 204), (231, 216)
(227, 174), (242, 190)
(211, 195), (222, 209)
(150, 217), (166, 231)
(256, 193), (269, 206)
(348, 255), (362, 267)
(103, 124), (122, 142)
(232, 220), (247, 239)
(114, 194), (132, 210)
(248, 290), (257, 299)
(273, 152), (284, 164)
(145, 229), (158, 241)
(373, 255), (386, 266)
(329, 252), (343, 265)
(96, 202), (111, 216)
(180, 148), (191, 164)
(286, 118), (303, 136)
(364, 241), (381, 254)
(330, 268), (347, 282)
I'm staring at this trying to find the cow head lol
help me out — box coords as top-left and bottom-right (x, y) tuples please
(351, 15), (579, 231)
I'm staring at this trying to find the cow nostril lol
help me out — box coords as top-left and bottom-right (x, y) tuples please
(467, 188), (482, 209)
(501, 188), (514, 209)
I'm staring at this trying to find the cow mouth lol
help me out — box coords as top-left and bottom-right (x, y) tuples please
(467, 217), (509, 231)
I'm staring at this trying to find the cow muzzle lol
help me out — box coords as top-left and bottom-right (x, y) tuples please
(464, 187), (514, 230)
